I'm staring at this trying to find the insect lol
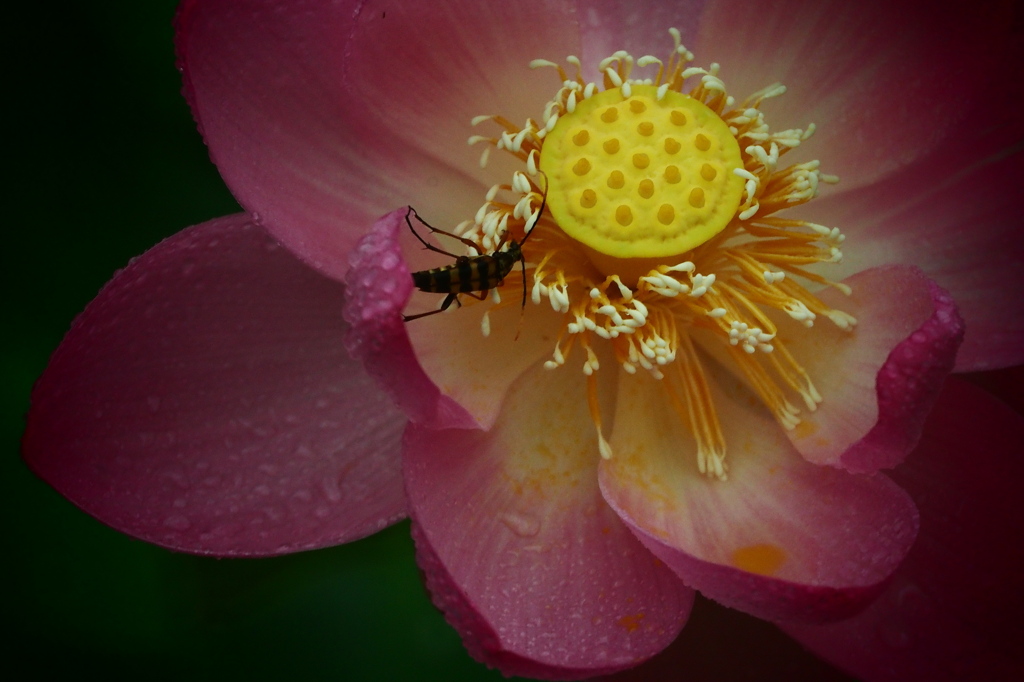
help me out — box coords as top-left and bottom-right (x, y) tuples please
(403, 174), (547, 322)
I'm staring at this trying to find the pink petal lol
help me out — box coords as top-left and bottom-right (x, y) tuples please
(962, 365), (1024, 417)
(575, 0), (710, 77)
(406, 300), (567, 430)
(405, 363), (693, 679)
(175, 0), (467, 280)
(784, 266), (963, 472)
(782, 377), (1024, 680)
(694, 0), (1013, 190)
(342, 0), (579, 174)
(23, 214), (406, 557)
(342, 208), (477, 430)
(599, 369), (919, 624)
(813, 103), (1024, 371)
(597, 595), (854, 681)
(175, 0), (578, 281)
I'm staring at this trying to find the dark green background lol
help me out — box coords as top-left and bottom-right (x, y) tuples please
(5, 2), (856, 680)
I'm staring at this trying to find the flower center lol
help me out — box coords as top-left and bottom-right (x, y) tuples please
(540, 85), (744, 261)
(427, 30), (851, 480)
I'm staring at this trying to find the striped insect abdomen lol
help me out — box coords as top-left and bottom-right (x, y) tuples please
(412, 254), (514, 294)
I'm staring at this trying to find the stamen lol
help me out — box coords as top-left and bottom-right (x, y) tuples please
(587, 374), (614, 459)
(440, 31), (853, 478)
(668, 335), (727, 479)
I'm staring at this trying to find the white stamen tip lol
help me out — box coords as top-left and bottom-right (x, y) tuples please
(526, 150), (539, 175)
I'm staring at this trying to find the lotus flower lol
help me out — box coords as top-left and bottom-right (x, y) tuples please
(23, 0), (1023, 679)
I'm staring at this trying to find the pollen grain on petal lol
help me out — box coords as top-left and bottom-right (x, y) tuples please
(731, 543), (788, 577)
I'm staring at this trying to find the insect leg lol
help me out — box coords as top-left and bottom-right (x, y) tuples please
(405, 207), (464, 258)
(402, 291), (464, 322)
(406, 207), (482, 256)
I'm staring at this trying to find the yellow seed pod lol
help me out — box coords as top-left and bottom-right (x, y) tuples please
(540, 84), (744, 259)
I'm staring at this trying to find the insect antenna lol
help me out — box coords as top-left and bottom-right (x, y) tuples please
(521, 170), (549, 247)
(405, 207), (481, 257)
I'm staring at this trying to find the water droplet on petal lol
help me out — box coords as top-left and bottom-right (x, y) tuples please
(164, 514), (191, 531)
(161, 465), (189, 489)
(320, 475), (342, 502)
(499, 512), (541, 537)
